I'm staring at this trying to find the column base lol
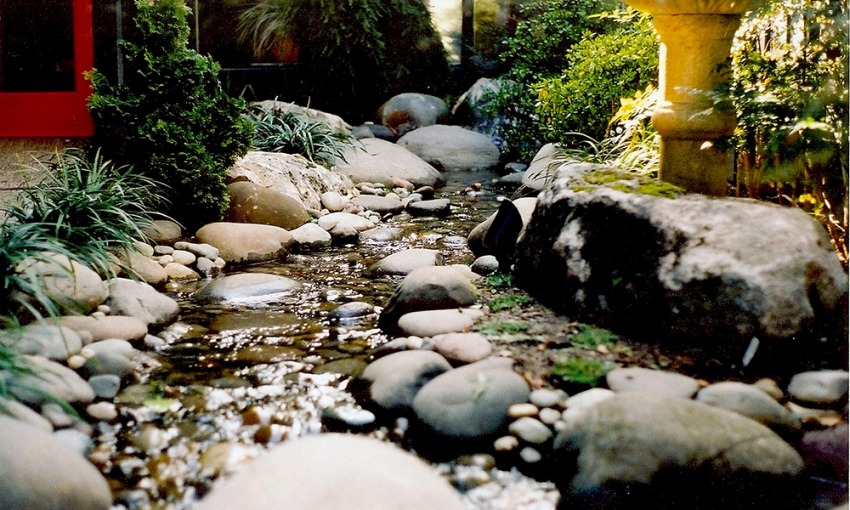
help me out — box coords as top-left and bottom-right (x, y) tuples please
(659, 139), (732, 196)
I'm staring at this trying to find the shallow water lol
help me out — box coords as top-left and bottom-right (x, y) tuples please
(94, 169), (562, 509)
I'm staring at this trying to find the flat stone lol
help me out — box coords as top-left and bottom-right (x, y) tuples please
(697, 381), (800, 436)
(171, 249), (197, 266)
(225, 181), (310, 230)
(175, 241), (220, 260)
(787, 370), (849, 406)
(0, 415), (111, 510)
(83, 339), (136, 359)
(164, 263), (201, 282)
(88, 374), (122, 399)
(406, 198), (451, 217)
(195, 434), (465, 510)
(12, 356), (94, 405)
(117, 248), (168, 286)
(54, 315), (148, 342)
(367, 248), (444, 277)
(397, 125), (500, 171)
(353, 195), (404, 214)
(20, 253), (107, 313)
(432, 332), (493, 364)
(195, 273), (302, 303)
(396, 308), (486, 337)
(606, 367), (700, 399)
(317, 212), (376, 236)
(359, 226), (404, 243)
(328, 301), (375, 320)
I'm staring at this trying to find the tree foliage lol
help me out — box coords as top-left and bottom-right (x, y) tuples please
(723, 0), (848, 260)
(87, 0), (253, 231)
(238, 0), (449, 121)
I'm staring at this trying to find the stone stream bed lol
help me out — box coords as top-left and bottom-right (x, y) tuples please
(84, 168), (846, 510)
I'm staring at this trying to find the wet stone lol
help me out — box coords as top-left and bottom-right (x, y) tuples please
(88, 374), (122, 399)
(328, 301), (375, 319)
(312, 358), (367, 377)
(470, 255), (500, 276)
(195, 273), (302, 303)
(81, 352), (135, 381)
(322, 405), (376, 429)
(360, 226), (404, 243)
(406, 198), (451, 217)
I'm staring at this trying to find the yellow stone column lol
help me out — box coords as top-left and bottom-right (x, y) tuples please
(625, 0), (760, 195)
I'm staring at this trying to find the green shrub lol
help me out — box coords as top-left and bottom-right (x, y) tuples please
(238, 0), (448, 120)
(87, 0), (253, 231)
(246, 105), (358, 166)
(535, 9), (659, 145)
(486, 0), (618, 160)
(6, 149), (166, 278)
(723, 0), (847, 261)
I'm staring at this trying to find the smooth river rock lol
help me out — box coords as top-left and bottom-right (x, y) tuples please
(195, 273), (302, 303)
(554, 394), (805, 510)
(357, 350), (453, 412)
(397, 125), (500, 171)
(225, 181), (310, 230)
(195, 434), (466, 510)
(105, 277), (179, 327)
(0, 415), (112, 510)
(367, 248), (444, 277)
(335, 138), (444, 188)
(396, 308), (486, 337)
(379, 266), (479, 329)
(196, 222), (293, 265)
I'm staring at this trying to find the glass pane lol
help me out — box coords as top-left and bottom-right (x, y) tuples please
(0, 0), (75, 92)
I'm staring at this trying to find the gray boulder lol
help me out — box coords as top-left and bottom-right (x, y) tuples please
(378, 93), (449, 133)
(195, 273), (301, 303)
(367, 248), (444, 277)
(228, 151), (353, 210)
(224, 181), (310, 230)
(397, 125), (500, 171)
(12, 355), (94, 405)
(554, 394), (805, 510)
(195, 434), (465, 510)
(379, 266), (479, 329)
(106, 278), (179, 328)
(0, 415), (111, 510)
(358, 350), (453, 412)
(521, 143), (562, 191)
(515, 167), (849, 345)
(412, 357), (530, 441)
(335, 138), (444, 188)
(195, 222), (293, 265)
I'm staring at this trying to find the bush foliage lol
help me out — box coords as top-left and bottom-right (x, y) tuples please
(87, 0), (252, 231)
(239, 0), (449, 120)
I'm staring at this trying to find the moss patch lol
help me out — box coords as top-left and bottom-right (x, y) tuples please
(569, 167), (683, 198)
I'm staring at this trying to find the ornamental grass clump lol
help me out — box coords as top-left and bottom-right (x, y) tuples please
(5, 148), (167, 279)
(87, 0), (253, 231)
(246, 105), (358, 166)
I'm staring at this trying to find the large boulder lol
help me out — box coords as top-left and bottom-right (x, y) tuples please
(224, 181), (310, 230)
(105, 278), (179, 328)
(553, 394), (805, 510)
(227, 151), (353, 210)
(195, 222), (293, 265)
(195, 434), (465, 510)
(397, 125), (501, 171)
(0, 415), (112, 510)
(334, 138), (444, 188)
(378, 93), (449, 133)
(514, 165), (849, 346)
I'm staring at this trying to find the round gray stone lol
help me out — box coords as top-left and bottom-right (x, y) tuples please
(606, 367), (701, 399)
(412, 357), (530, 440)
(105, 277), (179, 327)
(787, 370), (849, 406)
(367, 248), (444, 277)
(406, 198), (451, 217)
(379, 266), (479, 328)
(396, 308), (486, 337)
(696, 381), (800, 436)
(359, 350), (453, 412)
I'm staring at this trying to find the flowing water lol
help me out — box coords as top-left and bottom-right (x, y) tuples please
(93, 169), (560, 510)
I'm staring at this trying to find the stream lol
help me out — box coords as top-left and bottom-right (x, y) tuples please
(93, 168), (561, 510)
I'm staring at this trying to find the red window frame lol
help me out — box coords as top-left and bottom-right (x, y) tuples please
(0, 0), (94, 137)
